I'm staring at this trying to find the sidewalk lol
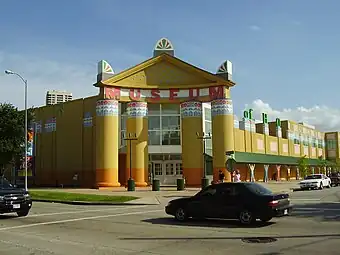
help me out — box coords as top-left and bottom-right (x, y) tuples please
(30, 181), (300, 205)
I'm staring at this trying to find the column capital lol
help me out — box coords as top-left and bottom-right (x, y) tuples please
(211, 98), (233, 117)
(180, 101), (202, 118)
(127, 101), (148, 118)
(96, 99), (119, 116)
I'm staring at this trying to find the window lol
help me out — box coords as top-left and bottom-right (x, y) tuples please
(162, 116), (180, 130)
(246, 183), (273, 195)
(219, 185), (240, 196)
(204, 108), (211, 121)
(161, 104), (180, 115)
(148, 116), (161, 130)
(204, 121), (212, 134)
(154, 163), (162, 176)
(198, 186), (217, 197)
(175, 163), (183, 175)
(148, 104), (161, 115)
(165, 163), (174, 175)
(148, 131), (161, 145)
(162, 130), (180, 145)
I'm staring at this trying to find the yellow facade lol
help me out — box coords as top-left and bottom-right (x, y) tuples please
(30, 39), (334, 188)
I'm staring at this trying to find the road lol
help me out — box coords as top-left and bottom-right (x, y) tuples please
(0, 187), (339, 255)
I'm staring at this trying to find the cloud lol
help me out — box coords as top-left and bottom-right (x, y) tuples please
(0, 51), (98, 109)
(244, 99), (340, 132)
(0, 49), (146, 110)
(249, 25), (261, 31)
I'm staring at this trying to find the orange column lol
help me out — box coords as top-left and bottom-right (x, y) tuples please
(95, 100), (120, 187)
(180, 101), (203, 186)
(211, 98), (235, 182)
(126, 102), (148, 187)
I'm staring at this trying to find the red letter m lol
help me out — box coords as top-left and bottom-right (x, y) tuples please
(209, 86), (224, 100)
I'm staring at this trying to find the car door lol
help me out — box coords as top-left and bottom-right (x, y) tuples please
(321, 175), (328, 186)
(187, 185), (218, 218)
(216, 184), (244, 219)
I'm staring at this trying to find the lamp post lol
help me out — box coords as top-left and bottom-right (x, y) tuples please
(4, 70), (28, 192)
(196, 132), (211, 189)
(124, 132), (137, 191)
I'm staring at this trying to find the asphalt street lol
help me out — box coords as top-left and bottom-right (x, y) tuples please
(0, 187), (339, 255)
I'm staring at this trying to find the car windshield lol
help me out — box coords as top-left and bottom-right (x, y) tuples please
(0, 178), (13, 189)
(246, 183), (273, 195)
(305, 175), (322, 180)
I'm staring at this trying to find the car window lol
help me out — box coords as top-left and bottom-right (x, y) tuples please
(245, 183), (272, 195)
(198, 186), (217, 197)
(0, 178), (13, 189)
(305, 175), (322, 180)
(219, 185), (240, 197)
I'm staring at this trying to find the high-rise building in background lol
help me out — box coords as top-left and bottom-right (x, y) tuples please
(46, 90), (73, 105)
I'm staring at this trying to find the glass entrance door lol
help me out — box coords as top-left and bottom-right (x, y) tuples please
(150, 161), (182, 185)
(163, 161), (183, 185)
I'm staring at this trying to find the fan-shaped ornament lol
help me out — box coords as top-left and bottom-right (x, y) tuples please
(153, 38), (175, 57)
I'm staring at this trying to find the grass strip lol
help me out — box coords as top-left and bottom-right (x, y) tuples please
(29, 191), (138, 203)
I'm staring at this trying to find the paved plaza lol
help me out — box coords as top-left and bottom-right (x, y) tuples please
(0, 185), (339, 254)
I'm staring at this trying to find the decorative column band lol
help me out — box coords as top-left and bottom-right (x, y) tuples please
(180, 101), (202, 118)
(127, 102), (148, 118)
(96, 100), (119, 116)
(211, 99), (233, 117)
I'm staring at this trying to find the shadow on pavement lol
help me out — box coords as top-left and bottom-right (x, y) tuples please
(0, 214), (17, 219)
(292, 202), (340, 221)
(121, 233), (340, 241)
(142, 217), (274, 229)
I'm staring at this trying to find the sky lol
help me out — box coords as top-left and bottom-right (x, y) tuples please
(0, 0), (340, 131)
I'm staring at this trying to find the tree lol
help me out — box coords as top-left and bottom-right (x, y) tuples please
(0, 103), (34, 175)
(297, 156), (309, 178)
(317, 156), (327, 174)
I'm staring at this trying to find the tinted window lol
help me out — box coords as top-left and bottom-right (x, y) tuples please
(0, 178), (13, 189)
(219, 185), (240, 196)
(246, 183), (272, 195)
(197, 186), (217, 197)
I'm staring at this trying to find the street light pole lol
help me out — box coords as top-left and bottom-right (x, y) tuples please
(124, 132), (137, 191)
(196, 132), (211, 189)
(4, 70), (28, 191)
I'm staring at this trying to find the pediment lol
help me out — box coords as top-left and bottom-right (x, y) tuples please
(99, 54), (234, 89)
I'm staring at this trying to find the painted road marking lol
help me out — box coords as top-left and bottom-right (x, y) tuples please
(292, 199), (321, 201)
(294, 207), (340, 211)
(28, 205), (148, 217)
(0, 209), (163, 231)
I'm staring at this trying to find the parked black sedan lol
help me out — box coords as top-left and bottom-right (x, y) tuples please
(165, 182), (293, 225)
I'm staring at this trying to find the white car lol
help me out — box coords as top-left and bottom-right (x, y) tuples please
(299, 174), (332, 190)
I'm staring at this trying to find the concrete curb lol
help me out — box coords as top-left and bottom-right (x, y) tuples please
(32, 199), (155, 206)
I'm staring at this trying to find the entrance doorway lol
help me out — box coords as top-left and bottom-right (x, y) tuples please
(150, 161), (183, 185)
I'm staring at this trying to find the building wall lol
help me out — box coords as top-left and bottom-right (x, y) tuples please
(34, 96), (98, 187)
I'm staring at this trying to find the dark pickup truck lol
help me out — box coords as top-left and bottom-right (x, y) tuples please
(0, 178), (32, 217)
(330, 172), (340, 187)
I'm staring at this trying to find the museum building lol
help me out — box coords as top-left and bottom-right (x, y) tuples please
(30, 38), (335, 188)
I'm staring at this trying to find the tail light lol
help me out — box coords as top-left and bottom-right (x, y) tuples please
(268, 200), (279, 207)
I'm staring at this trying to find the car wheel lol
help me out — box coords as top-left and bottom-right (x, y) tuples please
(239, 210), (255, 225)
(17, 210), (29, 217)
(175, 207), (188, 222)
(260, 216), (273, 223)
(319, 182), (323, 190)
